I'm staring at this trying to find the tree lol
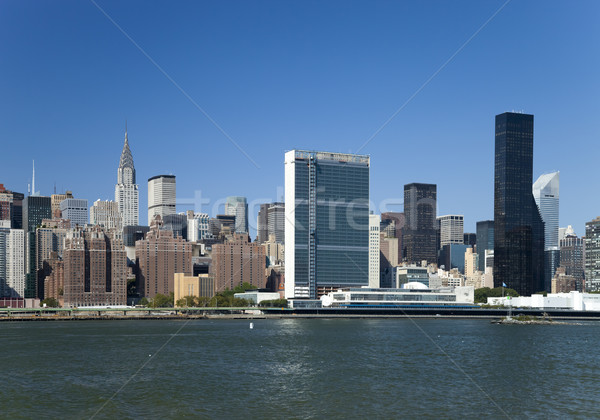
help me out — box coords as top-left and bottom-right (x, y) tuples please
(41, 297), (60, 308)
(127, 277), (137, 296)
(139, 297), (149, 307)
(176, 295), (196, 308)
(151, 293), (174, 308)
(259, 299), (288, 308)
(475, 287), (519, 304)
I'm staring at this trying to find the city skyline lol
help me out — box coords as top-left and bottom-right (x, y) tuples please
(1, 1), (599, 234)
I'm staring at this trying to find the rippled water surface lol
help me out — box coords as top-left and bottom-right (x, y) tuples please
(1, 318), (599, 419)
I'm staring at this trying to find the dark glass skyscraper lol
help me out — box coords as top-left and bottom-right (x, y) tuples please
(23, 195), (51, 298)
(493, 112), (544, 296)
(476, 220), (494, 272)
(403, 183), (437, 264)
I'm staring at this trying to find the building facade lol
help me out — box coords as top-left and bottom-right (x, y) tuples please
(533, 171), (560, 291)
(23, 195), (52, 298)
(559, 235), (585, 292)
(437, 215), (464, 248)
(51, 191), (73, 219)
(148, 175), (176, 223)
(369, 214), (381, 288)
(585, 217), (600, 292)
(225, 196), (249, 234)
(135, 216), (192, 298)
(187, 211), (211, 242)
(284, 150), (370, 299)
(90, 199), (122, 231)
(211, 233), (266, 292)
(0, 228), (25, 298)
(115, 129), (139, 227)
(60, 198), (88, 228)
(403, 183), (437, 265)
(476, 220), (494, 272)
(62, 226), (127, 307)
(493, 112), (545, 295)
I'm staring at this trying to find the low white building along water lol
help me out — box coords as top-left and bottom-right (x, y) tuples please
(320, 283), (474, 308)
(488, 291), (600, 311)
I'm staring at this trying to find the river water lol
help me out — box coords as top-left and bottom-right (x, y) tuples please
(1, 318), (598, 419)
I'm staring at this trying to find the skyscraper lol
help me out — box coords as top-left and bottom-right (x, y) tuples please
(585, 217), (600, 292)
(369, 214), (380, 288)
(23, 195), (51, 298)
(148, 175), (176, 223)
(267, 202), (284, 244)
(0, 228), (25, 298)
(256, 203), (270, 243)
(533, 171), (560, 291)
(115, 128), (139, 227)
(59, 198), (88, 228)
(437, 215), (464, 247)
(403, 183), (437, 265)
(476, 220), (494, 272)
(493, 112), (545, 295)
(285, 150), (370, 299)
(225, 196), (248, 234)
(90, 200), (122, 231)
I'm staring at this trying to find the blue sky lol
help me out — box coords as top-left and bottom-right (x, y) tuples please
(1, 0), (598, 235)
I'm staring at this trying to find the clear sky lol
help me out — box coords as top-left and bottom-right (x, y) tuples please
(1, 0), (598, 235)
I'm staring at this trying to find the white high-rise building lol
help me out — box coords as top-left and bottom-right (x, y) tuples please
(369, 214), (381, 288)
(437, 215), (464, 247)
(533, 171), (560, 250)
(0, 228), (25, 298)
(115, 128), (139, 227)
(148, 175), (176, 223)
(60, 198), (88, 228)
(90, 199), (122, 231)
(187, 211), (211, 242)
(533, 171), (560, 290)
(225, 196), (248, 234)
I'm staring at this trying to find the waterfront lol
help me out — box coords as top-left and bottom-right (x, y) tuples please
(1, 319), (599, 419)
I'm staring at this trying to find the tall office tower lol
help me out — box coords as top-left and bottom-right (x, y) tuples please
(122, 225), (150, 247)
(10, 192), (24, 229)
(148, 175), (176, 223)
(285, 150), (370, 299)
(51, 191), (73, 219)
(559, 234), (585, 292)
(533, 171), (560, 291)
(23, 195), (51, 298)
(90, 200), (122, 231)
(210, 214), (236, 238)
(62, 226), (127, 307)
(0, 228), (25, 298)
(437, 215), (464, 247)
(135, 216), (192, 298)
(0, 185), (12, 228)
(369, 214), (381, 288)
(225, 196), (248, 234)
(59, 198), (88, 228)
(256, 203), (270, 243)
(115, 128), (139, 227)
(212, 233), (267, 292)
(476, 220), (494, 272)
(403, 183), (437, 265)
(267, 202), (285, 244)
(464, 233), (477, 247)
(494, 112), (545, 295)
(585, 217), (600, 292)
(187, 211), (211, 242)
(162, 213), (187, 239)
(381, 212), (404, 264)
(380, 234), (398, 288)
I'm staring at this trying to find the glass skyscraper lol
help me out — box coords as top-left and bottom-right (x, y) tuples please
(403, 183), (437, 264)
(476, 220), (494, 272)
(533, 171), (560, 291)
(493, 112), (545, 296)
(285, 150), (369, 299)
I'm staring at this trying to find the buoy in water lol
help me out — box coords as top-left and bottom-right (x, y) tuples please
(249, 322), (254, 329)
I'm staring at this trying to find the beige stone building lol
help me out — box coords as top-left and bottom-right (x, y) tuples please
(51, 191), (73, 219)
(174, 273), (215, 304)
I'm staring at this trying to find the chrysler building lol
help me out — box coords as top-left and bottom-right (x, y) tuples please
(115, 127), (139, 227)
